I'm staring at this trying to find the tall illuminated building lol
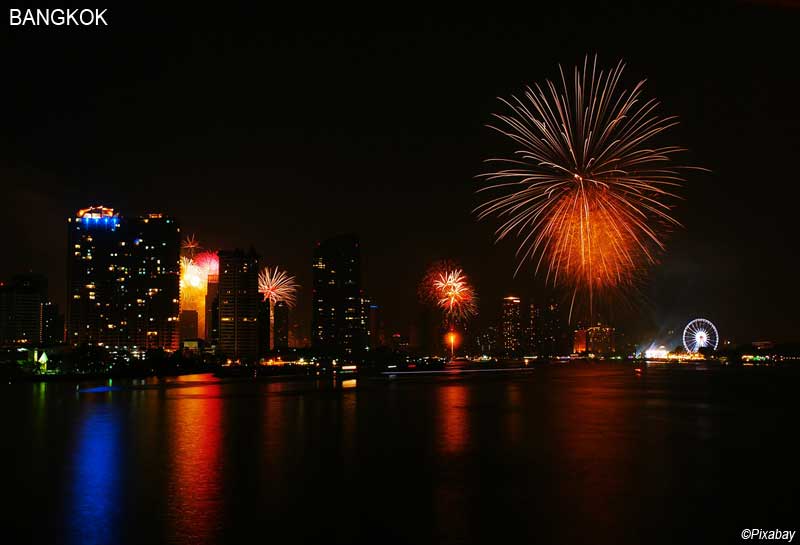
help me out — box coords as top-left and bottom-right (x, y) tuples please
(0, 274), (47, 347)
(41, 301), (64, 345)
(537, 299), (568, 356)
(179, 310), (199, 340)
(273, 300), (289, 350)
(205, 273), (219, 343)
(66, 206), (180, 352)
(367, 301), (384, 349)
(218, 249), (259, 362)
(501, 296), (522, 356)
(257, 299), (270, 357)
(311, 234), (366, 358)
(577, 324), (615, 355)
(66, 206), (123, 346)
(126, 213), (181, 351)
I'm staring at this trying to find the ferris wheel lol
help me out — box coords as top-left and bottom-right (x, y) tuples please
(683, 318), (719, 353)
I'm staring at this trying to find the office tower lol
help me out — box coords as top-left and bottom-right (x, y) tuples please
(367, 301), (384, 349)
(66, 206), (180, 353)
(588, 325), (614, 355)
(67, 206), (124, 347)
(311, 234), (366, 358)
(537, 299), (568, 356)
(179, 310), (199, 340)
(573, 324), (614, 355)
(126, 213), (181, 352)
(205, 273), (219, 342)
(573, 328), (588, 354)
(501, 296), (522, 356)
(475, 325), (499, 356)
(273, 300), (289, 350)
(257, 299), (270, 356)
(524, 302), (536, 354)
(41, 301), (64, 345)
(0, 273), (47, 346)
(218, 249), (259, 362)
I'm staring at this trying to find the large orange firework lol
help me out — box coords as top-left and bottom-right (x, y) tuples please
(477, 56), (698, 315)
(179, 249), (218, 337)
(420, 261), (477, 322)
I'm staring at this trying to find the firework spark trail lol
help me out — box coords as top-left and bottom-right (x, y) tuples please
(477, 56), (699, 318)
(258, 266), (299, 308)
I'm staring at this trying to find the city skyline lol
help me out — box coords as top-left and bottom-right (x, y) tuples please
(3, 6), (800, 545)
(3, 5), (800, 344)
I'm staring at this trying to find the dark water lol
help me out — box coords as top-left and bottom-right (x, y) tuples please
(2, 364), (798, 545)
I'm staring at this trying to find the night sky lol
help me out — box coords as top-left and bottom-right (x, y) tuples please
(2, 3), (798, 344)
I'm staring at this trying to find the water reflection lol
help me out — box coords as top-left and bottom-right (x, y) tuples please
(437, 383), (469, 455)
(69, 403), (122, 545)
(166, 383), (223, 544)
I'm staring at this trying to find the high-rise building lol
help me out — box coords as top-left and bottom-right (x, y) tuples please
(572, 324), (615, 356)
(524, 302), (536, 354)
(179, 310), (199, 340)
(273, 300), (289, 350)
(501, 296), (522, 356)
(126, 213), (181, 352)
(537, 300), (568, 356)
(367, 301), (384, 349)
(0, 274), (47, 346)
(205, 273), (219, 343)
(475, 325), (499, 356)
(218, 249), (259, 362)
(66, 206), (180, 352)
(41, 301), (64, 345)
(257, 299), (270, 356)
(311, 234), (366, 358)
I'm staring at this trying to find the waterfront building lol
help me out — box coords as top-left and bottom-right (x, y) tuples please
(218, 248), (259, 362)
(0, 274), (47, 346)
(502, 296), (522, 356)
(41, 301), (63, 345)
(66, 206), (180, 352)
(273, 300), (289, 350)
(311, 234), (366, 358)
(573, 324), (615, 356)
(179, 309), (199, 340)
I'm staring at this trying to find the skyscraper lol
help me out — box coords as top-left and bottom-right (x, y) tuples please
(41, 301), (64, 345)
(0, 274), (47, 347)
(501, 296), (522, 356)
(537, 299), (568, 357)
(205, 272), (219, 343)
(179, 310), (199, 340)
(257, 299), (270, 357)
(367, 301), (384, 349)
(66, 206), (180, 353)
(273, 300), (289, 350)
(573, 324), (615, 356)
(66, 206), (123, 347)
(311, 234), (366, 358)
(126, 213), (181, 352)
(218, 248), (259, 362)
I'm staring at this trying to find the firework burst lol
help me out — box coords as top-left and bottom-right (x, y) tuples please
(258, 266), (299, 308)
(181, 234), (201, 257)
(477, 56), (698, 316)
(420, 261), (477, 322)
(179, 249), (219, 337)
